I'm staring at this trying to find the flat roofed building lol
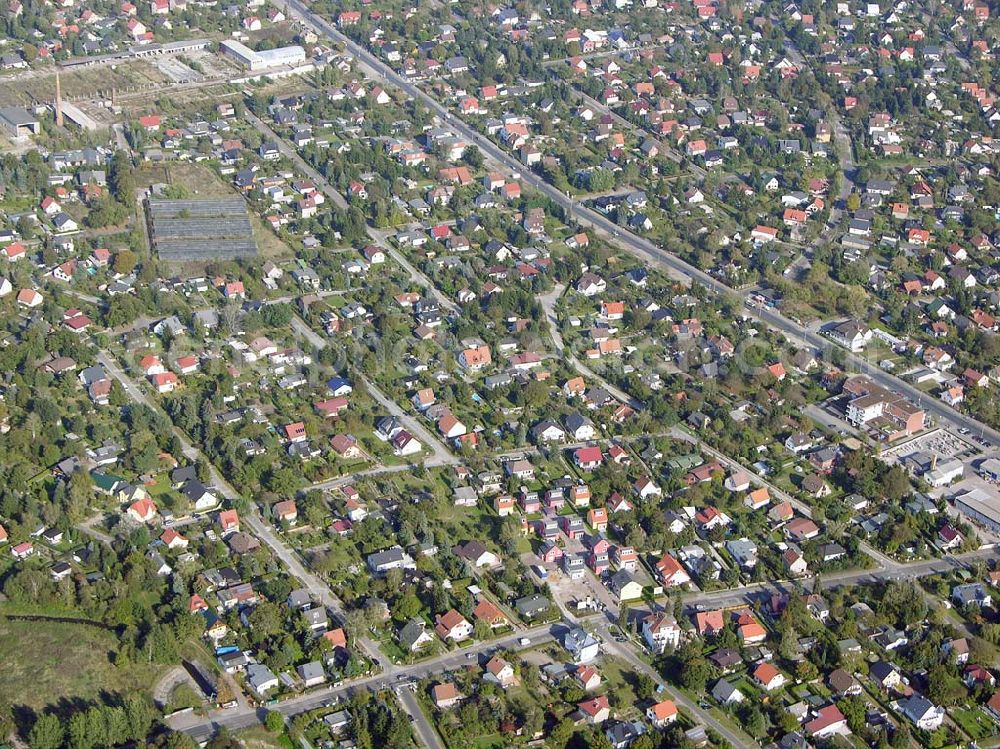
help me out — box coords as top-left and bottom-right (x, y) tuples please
(221, 40), (306, 71)
(955, 488), (1000, 533)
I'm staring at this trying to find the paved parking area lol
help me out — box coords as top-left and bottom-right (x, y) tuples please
(804, 403), (857, 436)
(879, 428), (979, 466)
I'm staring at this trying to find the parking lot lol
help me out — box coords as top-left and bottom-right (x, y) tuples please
(804, 403), (858, 436)
(879, 428), (980, 466)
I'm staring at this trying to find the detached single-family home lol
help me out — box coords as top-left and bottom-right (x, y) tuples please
(435, 609), (473, 641)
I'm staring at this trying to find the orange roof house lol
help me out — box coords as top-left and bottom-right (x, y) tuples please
(695, 609), (725, 636)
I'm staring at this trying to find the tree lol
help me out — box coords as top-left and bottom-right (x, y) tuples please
(635, 673), (656, 700)
(265, 710), (285, 732)
(588, 168), (614, 192)
(676, 641), (712, 693)
(152, 732), (200, 749)
(548, 718), (575, 749)
(17, 214), (35, 239)
(109, 150), (136, 204)
(68, 712), (93, 749)
(86, 198), (128, 228)
(462, 145), (484, 168)
(839, 696), (866, 733)
(778, 626), (799, 660)
(890, 725), (911, 749)
(123, 694), (153, 742)
(618, 603), (630, 631)
(588, 730), (613, 749)
(926, 664), (967, 706)
(206, 727), (243, 749)
(113, 249), (138, 275)
(631, 736), (655, 749)
(741, 705), (767, 738)
(473, 617), (492, 640)
(28, 713), (64, 749)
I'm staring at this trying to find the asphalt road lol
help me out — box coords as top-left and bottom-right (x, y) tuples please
(538, 282), (643, 410)
(101, 336), (486, 747)
(168, 625), (557, 740)
(668, 425), (900, 572)
(396, 685), (444, 749)
(98, 348), (385, 664)
(105, 346), (1000, 746)
(274, 0), (1000, 450)
(243, 110), (349, 211)
(287, 313), (458, 466)
(550, 592), (755, 749)
(680, 547), (1000, 611)
(246, 106), (456, 315)
(591, 617), (751, 749)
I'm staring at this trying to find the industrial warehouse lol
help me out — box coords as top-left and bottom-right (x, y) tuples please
(220, 40), (306, 71)
(147, 197), (258, 261)
(0, 106), (40, 138)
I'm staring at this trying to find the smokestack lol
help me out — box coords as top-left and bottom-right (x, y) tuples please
(55, 71), (63, 127)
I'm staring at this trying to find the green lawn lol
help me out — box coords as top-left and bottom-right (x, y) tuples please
(0, 615), (165, 711)
(471, 733), (504, 749)
(952, 706), (998, 741)
(145, 473), (186, 514)
(234, 726), (295, 749)
(598, 658), (642, 718)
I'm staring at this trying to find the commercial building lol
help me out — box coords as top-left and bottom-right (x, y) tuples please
(220, 40), (306, 71)
(924, 458), (964, 488)
(978, 457), (1000, 482)
(955, 487), (1000, 533)
(842, 375), (925, 441)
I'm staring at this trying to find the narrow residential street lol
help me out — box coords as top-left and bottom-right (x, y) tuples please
(168, 624), (558, 741)
(396, 686), (445, 749)
(100, 337), (471, 747)
(363, 375), (459, 467)
(102, 320), (999, 748)
(367, 225), (458, 313)
(594, 617), (751, 749)
(246, 106), (457, 315)
(668, 425), (901, 572)
(538, 283), (643, 411)
(276, 0), (1000, 451)
(98, 345), (384, 655)
(243, 109), (349, 211)
(550, 592), (755, 749)
(76, 513), (115, 544)
(287, 313), (457, 467)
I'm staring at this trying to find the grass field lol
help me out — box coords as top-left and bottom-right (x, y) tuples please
(235, 727), (295, 749)
(952, 706), (998, 741)
(0, 616), (165, 711)
(470, 735), (504, 749)
(0, 62), (170, 108)
(136, 162), (233, 198)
